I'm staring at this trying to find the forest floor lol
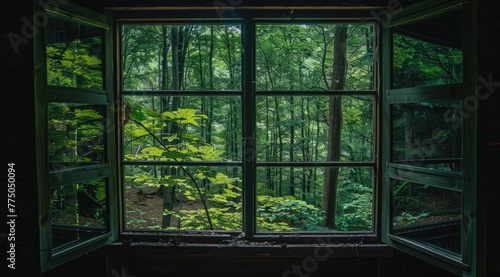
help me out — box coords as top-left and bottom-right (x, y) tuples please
(123, 186), (461, 230)
(125, 187), (206, 230)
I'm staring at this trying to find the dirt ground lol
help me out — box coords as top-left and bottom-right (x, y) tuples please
(124, 187), (206, 230)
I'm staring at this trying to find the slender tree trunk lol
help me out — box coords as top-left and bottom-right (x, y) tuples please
(162, 26), (182, 229)
(266, 98), (274, 192)
(207, 27), (215, 144)
(289, 96), (295, 196)
(301, 99), (306, 200)
(322, 25), (347, 229)
(404, 107), (414, 162)
(275, 97), (283, 197)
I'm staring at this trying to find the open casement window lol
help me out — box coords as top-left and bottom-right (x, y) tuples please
(34, 3), (117, 273)
(117, 12), (380, 242)
(382, 0), (476, 275)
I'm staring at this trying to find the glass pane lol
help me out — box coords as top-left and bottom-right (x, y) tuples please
(51, 178), (108, 249)
(48, 103), (106, 168)
(391, 101), (462, 171)
(392, 11), (463, 89)
(256, 167), (373, 232)
(391, 179), (461, 255)
(46, 16), (104, 89)
(256, 95), (373, 162)
(123, 95), (242, 162)
(122, 24), (242, 91)
(256, 24), (374, 91)
(124, 165), (242, 231)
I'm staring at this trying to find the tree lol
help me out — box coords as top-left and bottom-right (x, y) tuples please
(322, 25), (348, 229)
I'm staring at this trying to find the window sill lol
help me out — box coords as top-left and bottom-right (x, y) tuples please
(106, 240), (393, 258)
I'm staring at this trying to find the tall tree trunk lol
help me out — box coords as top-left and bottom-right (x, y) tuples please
(162, 26), (181, 229)
(301, 98), (306, 200)
(275, 97), (283, 197)
(322, 25), (347, 229)
(404, 107), (414, 163)
(266, 97), (274, 192)
(289, 96), (295, 196)
(207, 27), (215, 144)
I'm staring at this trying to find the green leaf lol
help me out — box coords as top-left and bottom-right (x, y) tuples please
(143, 109), (162, 120)
(141, 146), (164, 157)
(130, 105), (147, 122)
(162, 150), (190, 159)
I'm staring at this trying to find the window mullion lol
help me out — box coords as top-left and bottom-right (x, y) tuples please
(242, 19), (256, 237)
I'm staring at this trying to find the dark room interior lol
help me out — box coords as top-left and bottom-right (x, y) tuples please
(1, 0), (499, 276)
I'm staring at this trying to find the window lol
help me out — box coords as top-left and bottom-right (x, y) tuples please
(33, 1), (477, 276)
(35, 4), (117, 272)
(119, 20), (377, 235)
(383, 2), (474, 274)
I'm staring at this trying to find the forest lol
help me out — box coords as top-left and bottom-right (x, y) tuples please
(45, 18), (463, 235)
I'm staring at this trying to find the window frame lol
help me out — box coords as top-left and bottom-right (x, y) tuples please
(34, 2), (447, 274)
(115, 11), (382, 243)
(381, 0), (476, 275)
(34, 3), (118, 273)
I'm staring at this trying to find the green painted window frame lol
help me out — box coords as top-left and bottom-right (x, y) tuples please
(34, 3), (118, 273)
(115, 10), (381, 242)
(381, 0), (476, 276)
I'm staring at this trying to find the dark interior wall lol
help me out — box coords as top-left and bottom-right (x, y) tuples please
(477, 0), (500, 276)
(71, 0), (392, 12)
(1, 1), (39, 276)
(40, 246), (457, 277)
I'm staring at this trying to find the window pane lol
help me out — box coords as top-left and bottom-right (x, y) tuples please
(122, 24), (242, 91)
(123, 95), (242, 162)
(256, 24), (374, 91)
(48, 103), (106, 168)
(51, 178), (108, 249)
(391, 179), (461, 255)
(46, 16), (104, 89)
(256, 95), (373, 162)
(392, 11), (463, 89)
(124, 165), (242, 231)
(391, 101), (462, 171)
(256, 167), (373, 232)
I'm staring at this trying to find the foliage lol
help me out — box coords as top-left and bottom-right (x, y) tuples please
(336, 176), (373, 231)
(392, 33), (462, 89)
(49, 22), (382, 232)
(257, 195), (325, 231)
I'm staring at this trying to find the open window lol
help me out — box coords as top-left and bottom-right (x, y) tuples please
(382, 0), (475, 275)
(31, 1), (481, 275)
(34, 2), (117, 272)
